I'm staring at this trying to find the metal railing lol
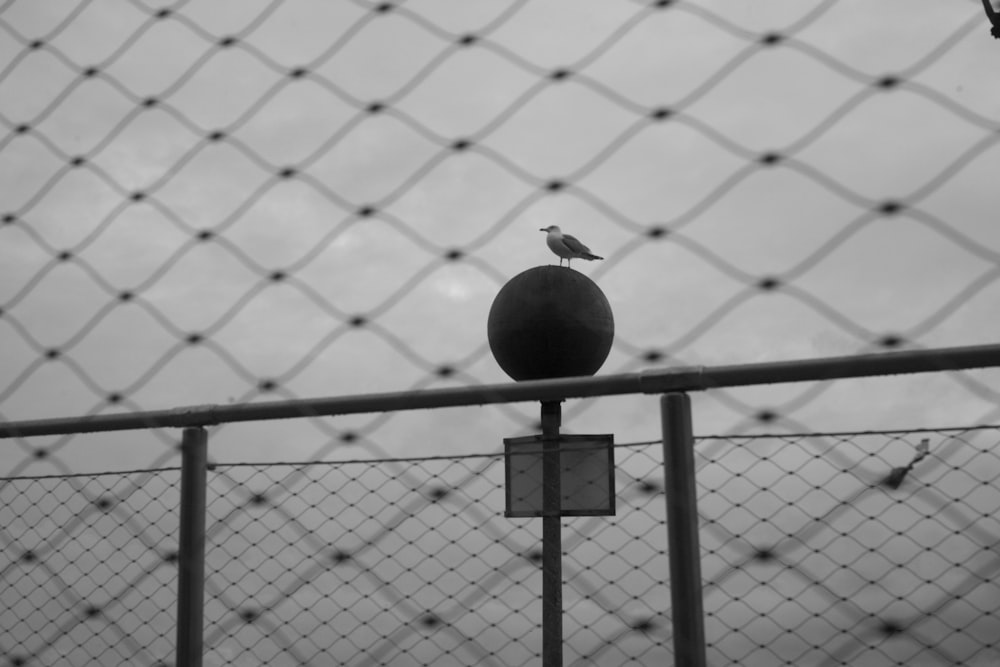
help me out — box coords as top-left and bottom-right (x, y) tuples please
(2, 343), (1000, 665)
(2, 342), (998, 436)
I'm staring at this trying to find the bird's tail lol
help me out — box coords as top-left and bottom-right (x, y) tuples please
(584, 253), (603, 261)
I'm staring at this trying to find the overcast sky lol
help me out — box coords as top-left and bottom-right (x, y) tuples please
(1, 0), (1000, 473)
(3, 3), (1000, 666)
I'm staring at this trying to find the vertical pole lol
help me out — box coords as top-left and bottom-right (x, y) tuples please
(540, 400), (562, 667)
(176, 426), (208, 667)
(661, 393), (707, 667)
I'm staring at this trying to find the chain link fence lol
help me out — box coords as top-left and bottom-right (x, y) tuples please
(0, 467), (179, 666)
(3, 1), (1000, 477)
(2, 426), (998, 666)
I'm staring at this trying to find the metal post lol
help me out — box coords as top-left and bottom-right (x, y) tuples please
(540, 400), (562, 667)
(176, 427), (208, 667)
(661, 393), (707, 667)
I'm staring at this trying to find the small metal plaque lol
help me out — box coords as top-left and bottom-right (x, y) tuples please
(504, 434), (615, 517)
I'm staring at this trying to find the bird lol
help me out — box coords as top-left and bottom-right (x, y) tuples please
(982, 0), (1000, 38)
(540, 225), (603, 267)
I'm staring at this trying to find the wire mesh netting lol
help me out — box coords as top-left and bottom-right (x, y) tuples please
(3, 1), (1000, 475)
(2, 428), (998, 666)
(0, 468), (180, 666)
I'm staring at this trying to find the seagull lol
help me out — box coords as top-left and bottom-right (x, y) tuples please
(983, 0), (1000, 38)
(540, 225), (603, 267)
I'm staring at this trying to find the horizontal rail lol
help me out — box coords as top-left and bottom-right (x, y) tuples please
(1, 343), (998, 438)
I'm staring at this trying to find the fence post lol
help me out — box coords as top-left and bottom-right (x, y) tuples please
(660, 392), (707, 667)
(176, 426), (208, 667)
(540, 400), (563, 667)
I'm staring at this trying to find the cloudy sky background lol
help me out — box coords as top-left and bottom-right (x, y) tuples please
(3, 2), (1000, 665)
(1, 0), (1000, 475)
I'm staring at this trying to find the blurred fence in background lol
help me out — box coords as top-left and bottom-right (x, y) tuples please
(5, 2), (1000, 664)
(2, 426), (998, 666)
(4, 1), (1000, 476)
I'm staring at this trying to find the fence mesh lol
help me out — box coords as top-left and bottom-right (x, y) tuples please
(3, 1), (1000, 475)
(2, 428), (998, 666)
(0, 468), (179, 666)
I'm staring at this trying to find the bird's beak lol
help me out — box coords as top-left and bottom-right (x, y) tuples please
(539, 227), (547, 232)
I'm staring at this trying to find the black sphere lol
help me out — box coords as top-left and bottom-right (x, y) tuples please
(488, 266), (614, 381)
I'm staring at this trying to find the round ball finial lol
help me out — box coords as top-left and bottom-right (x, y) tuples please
(488, 266), (614, 381)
